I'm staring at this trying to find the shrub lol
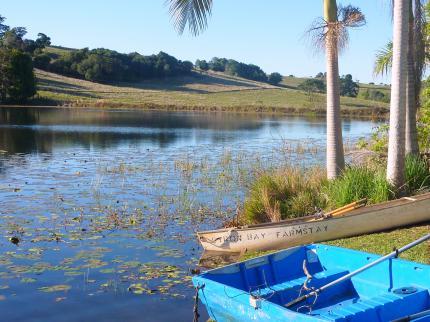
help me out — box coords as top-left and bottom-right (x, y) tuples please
(0, 48), (36, 103)
(323, 166), (393, 209)
(405, 154), (430, 192)
(243, 168), (326, 224)
(298, 79), (326, 94)
(268, 72), (283, 85)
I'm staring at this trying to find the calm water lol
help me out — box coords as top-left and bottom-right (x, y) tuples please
(0, 107), (379, 322)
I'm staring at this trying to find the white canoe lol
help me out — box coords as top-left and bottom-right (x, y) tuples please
(197, 193), (430, 253)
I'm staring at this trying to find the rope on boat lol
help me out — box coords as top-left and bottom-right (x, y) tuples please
(296, 260), (318, 314)
(193, 284), (204, 322)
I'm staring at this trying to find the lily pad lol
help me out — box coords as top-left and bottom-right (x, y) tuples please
(39, 285), (71, 293)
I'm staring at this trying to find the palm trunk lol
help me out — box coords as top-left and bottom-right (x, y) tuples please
(387, 0), (409, 189)
(405, 0), (419, 156)
(325, 0), (344, 179)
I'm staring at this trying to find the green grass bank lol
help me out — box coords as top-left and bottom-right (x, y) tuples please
(13, 69), (390, 118)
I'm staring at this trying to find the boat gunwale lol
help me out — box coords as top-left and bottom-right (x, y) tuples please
(197, 243), (430, 277)
(197, 193), (430, 236)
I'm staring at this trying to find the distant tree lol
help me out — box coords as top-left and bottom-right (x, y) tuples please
(340, 74), (359, 97)
(1, 27), (27, 49)
(209, 57), (227, 72)
(0, 48), (36, 103)
(181, 60), (193, 72)
(33, 53), (52, 69)
(36, 33), (51, 49)
(195, 59), (209, 71)
(315, 72), (326, 79)
(298, 78), (326, 102)
(0, 15), (9, 37)
(268, 72), (283, 85)
(360, 89), (389, 103)
(23, 39), (38, 54)
(298, 79), (326, 93)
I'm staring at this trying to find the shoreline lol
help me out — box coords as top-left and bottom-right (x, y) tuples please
(0, 102), (389, 120)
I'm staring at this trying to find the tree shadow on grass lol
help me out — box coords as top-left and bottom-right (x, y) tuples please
(37, 78), (87, 91)
(113, 71), (269, 94)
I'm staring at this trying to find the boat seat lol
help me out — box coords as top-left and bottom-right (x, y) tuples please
(314, 288), (429, 321)
(257, 267), (349, 298)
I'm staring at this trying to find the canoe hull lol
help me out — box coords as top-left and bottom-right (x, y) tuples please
(198, 193), (430, 252)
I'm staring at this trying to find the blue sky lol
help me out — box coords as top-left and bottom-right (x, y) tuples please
(2, 1), (393, 83)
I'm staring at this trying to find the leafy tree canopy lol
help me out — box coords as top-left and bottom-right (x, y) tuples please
(44, 48), (194, 82)
(0, 47), (36, 103)
(298, 78), (326, 94)
(268, 72), (283, 85)
(0, 15), (36, 103)
(195, 59), (209, 71)
(340, 74), (359, 97)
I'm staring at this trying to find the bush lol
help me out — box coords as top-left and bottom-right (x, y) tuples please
(298, 79), (326, 94)
(359, 89), (389, 103)
(268, 72), (283, 85)
(243, 168), (326, 224)
(33, 53), (51, 69)
(323, 166), (394, 209)
(0, 48), (36, 103)
(405, 154), (430, 192)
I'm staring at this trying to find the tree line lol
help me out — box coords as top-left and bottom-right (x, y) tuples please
(195, 58), (283, 85)
(0, 13), (284, 103)
(36, 49), (194, 82)
(298, 73), (361, 98)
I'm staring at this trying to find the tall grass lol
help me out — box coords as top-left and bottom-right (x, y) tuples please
(243, 157), (430, 224)
(405, 154), (430, 192)
(324, 166), (394, 209)
(243, 167), (326, 224)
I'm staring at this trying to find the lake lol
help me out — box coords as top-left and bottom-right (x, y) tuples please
(0, 107), (379, 321)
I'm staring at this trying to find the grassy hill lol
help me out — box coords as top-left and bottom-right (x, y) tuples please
(33, 69), (389, 117)
(30, 46), (390, 117)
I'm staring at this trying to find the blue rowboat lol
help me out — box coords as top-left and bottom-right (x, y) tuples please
(193, 244), (430, 321)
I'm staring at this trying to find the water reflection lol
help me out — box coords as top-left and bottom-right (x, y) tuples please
(0, 107), (378, 156)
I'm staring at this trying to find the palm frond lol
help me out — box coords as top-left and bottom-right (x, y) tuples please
(166, 0), (212, 36)
(307, 5), (365, 54)
(338, 5), (366, 28)
(374, 41), (393, 77)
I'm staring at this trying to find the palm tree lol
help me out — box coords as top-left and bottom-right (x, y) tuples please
(167, 0), (364, 179)
(405, 0), (419, 156)
(374, 1), (427, 157)
(323, 1), (345, 179)
(386, 0), (410, 189)
(318, 3), (364, 178)
(374, 42), (393, 77)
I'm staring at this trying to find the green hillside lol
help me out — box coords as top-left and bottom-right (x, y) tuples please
(33, 69), (388, 117)
(29, 46), (390, 116)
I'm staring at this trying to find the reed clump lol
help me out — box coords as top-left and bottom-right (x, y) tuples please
(405, 154), (430, 193)
(243, 167), (326, 224)
(324, 166), (394, 209)
(243, 156), (430, 224)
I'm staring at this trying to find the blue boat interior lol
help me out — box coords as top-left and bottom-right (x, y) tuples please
(198, 244), (430, 321)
